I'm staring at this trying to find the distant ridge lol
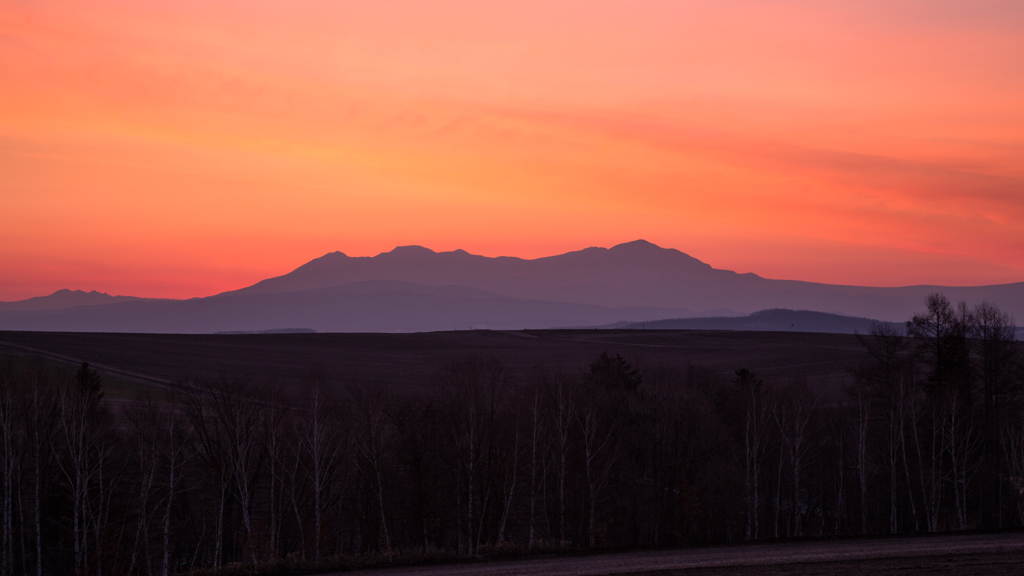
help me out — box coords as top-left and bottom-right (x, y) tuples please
(604, 309), (904, 335)
(214, 328), (317, 335)
(1, 241), (1021, 334)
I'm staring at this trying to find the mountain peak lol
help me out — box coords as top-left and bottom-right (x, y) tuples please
(382, 245), (437, 258)
(47, 288), (112, 298)
(610, 239), (664, 252)
(602, 240), (710, 269)
(292, 251), (350, 271)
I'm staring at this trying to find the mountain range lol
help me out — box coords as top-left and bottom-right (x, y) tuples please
(0, 289), (151, 313)
(1, 240), (1021, 334)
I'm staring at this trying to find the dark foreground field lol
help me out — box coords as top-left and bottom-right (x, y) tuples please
(4, 326), (1022, 576)
(350, 533), (1024, 576)
(0, 328), (864, 392)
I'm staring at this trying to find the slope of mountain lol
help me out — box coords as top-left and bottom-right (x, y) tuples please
(0, 289), (151, 312)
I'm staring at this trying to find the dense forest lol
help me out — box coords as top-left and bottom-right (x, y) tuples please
(0, 294), (1021, 575)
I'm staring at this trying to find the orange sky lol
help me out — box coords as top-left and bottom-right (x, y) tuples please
(2, 0), (1023, 301)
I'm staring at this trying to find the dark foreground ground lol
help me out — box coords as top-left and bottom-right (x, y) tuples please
(348, 534), (1024, 576)
(0, 328), (865, 393)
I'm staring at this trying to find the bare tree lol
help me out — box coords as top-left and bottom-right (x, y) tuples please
(53, 363), (107, 575)
(1000, 420), (1024, 524)
(181, 378), (230, 569)
(29, 364), (56, 576)
(0, 358), (21, 576)
(773, 382), (815, 537)
(124, 400), (162, 576)
(496, 418), (519, 544)
(183, 376), (266, 568)
(577, 401), (619, 547)
(220, 381), (265, 567)
(264, 392), (289, 562)
(351, 383), (394, 553)
(547, 373), (574, 545)
(854, 388), (870, 534)
(907, 294), (969, 396)
(161, 407), (190, 576)
(973, 301), (1019, 527)
(527, 385), (543, 549)
(895, 375), (920, 533)
(297, 377), (345, 564)
(736, 369), (769, 540)
(435, 358), (515, 554)
(944, 388), (980, 529)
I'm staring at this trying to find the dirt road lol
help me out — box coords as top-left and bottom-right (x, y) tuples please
(342, 533), (1024, 576)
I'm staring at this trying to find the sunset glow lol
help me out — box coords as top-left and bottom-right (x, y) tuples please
(3, 0), (1023, 300)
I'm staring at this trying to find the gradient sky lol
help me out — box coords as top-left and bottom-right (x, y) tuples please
(2, 0), (1023, 301)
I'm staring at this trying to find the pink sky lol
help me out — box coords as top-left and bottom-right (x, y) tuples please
(2, 0), (1023, 300)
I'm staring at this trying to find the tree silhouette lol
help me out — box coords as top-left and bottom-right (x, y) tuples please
(587, 352), (642, 393)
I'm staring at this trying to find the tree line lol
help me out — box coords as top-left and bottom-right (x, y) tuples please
(0, 294), (1021, 575)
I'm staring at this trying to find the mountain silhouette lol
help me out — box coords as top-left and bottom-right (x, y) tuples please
(232, 240), (722, 308)
(227, 240), (1024, 321)
(1, 241), (1021, 333)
